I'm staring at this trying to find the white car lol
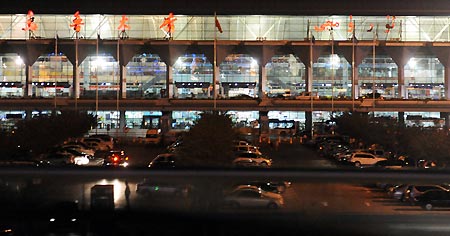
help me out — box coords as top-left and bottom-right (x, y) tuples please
(233, 152), (272, 167)
(223, 185), (284, 209)
(345, 152), (387, 167)
(61, 144), (96, 157)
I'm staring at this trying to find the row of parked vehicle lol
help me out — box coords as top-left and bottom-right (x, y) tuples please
(379, 183), (450, 210)
(35, 134), (129, 167)
(135, 177), (292, 210)
(150, 138), (272, 168)
(140, 138), (291, 209)
(310, 134), (413, 168)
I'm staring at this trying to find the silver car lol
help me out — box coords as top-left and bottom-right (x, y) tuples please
(223, 185), (284, 209)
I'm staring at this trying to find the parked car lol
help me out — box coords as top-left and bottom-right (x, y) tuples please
(103, 150), (129, 167)
(148, 153), (178, 168)
(89, 134), (115, 149)
(373, 159), (408, 169)
(42, 201), (85, 234)
(136, 179), (190, 197)
(233, 144), (262, 155)
(345, 152), (387, 167)
(232, 152), (272, 168)
(295, 91), (319, 100)
(39, 150), (90, 166)
(236, 181), (289, 194)
(60, 144), (96, 157)
(388, 184), (410, 202)
(222, 185), (284, 209)
(403, 184), (450, 205)
(83, 138), (111, 151)
(416, 189), (450, 210)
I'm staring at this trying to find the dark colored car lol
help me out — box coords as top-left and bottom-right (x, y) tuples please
(38, 201), (85, 234)
(148, 153), (178, 168)
(103, 150), (129, 167)
(373, 159), (408, 169)
(136, 179), (190, 198)
(416, 189), (450, 210)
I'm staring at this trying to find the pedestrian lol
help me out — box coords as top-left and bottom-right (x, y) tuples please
(125, 180), (131, 210)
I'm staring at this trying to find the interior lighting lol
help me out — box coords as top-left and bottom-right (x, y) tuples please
(407, 58), (416, 69)
(15, 57), (23, 65)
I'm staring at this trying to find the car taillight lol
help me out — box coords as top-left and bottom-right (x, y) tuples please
(125, 157), (129, 161)
(113, 156), (119, 162)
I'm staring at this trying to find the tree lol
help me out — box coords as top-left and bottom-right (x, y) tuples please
(176, 111), (237, 167)
(335, 112), (450, 165)
(10, 110), (96, 155)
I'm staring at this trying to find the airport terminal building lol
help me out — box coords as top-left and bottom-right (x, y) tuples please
(1, 0), (450, 140)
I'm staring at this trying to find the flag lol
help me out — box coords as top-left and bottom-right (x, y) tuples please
(215, 15), (223, 33)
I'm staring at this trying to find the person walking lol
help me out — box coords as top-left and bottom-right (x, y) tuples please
(125, 180), (131, 210)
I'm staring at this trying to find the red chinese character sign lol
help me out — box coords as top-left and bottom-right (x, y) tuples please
(70, 11), (84, 38)
(22, 10), (37, 39)
(160, 13), (177, 40)
(118, 15), (130, 39)
(314, 20), (339, 32)
(385, 15), (396, 33)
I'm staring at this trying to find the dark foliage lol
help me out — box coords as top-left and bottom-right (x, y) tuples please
(9, 110), (96, 155)
(177, 111), (238, 167)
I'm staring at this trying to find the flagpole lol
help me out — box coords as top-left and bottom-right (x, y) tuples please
(308, 19), (314, 139)
(116, 35), (120, 139)
(351, 19), (355, 112)
(54, 34), (58, 110)
(331, 28), (334, 116)
(213, 12), (217, 110)
(95, 33), (99, 135)
(372, 25), (377, 114)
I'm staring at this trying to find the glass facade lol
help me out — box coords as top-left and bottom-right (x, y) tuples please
(173, 54), (212, 99)
(358, 55), (398, 98)
(126, 54), (166, 99)
(31, 54), (73, 98)
(313, 54), (351, 98)
(266, 54), (305, 98)
(219, 54), (259, 98)
(80, 55), (119, 98)
(0, 54), (25, 98)
(404, 56), (444, 100)
(0, 13), (450, 133)
(3, 14), (450, 41)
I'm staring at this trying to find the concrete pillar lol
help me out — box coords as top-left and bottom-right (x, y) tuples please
(121, 65), (127, 99)
(167, 65), (173, 98)
(260, 66), (267, 98)
(305, 111), (313, 134)
(26, 65), (32, 97)
(398, 111), (405, 126)
(25, 109), (32, 120)
(441, 112), (450, 130)
(259, 111), (269, 143)
(73, 63), (80, 99)
(398, 65), (407, 99)
(161, 111), (172, 134)
(120, 110), (126, 129)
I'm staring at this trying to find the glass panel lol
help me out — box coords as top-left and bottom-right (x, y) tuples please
(126, 54), (166, 99)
